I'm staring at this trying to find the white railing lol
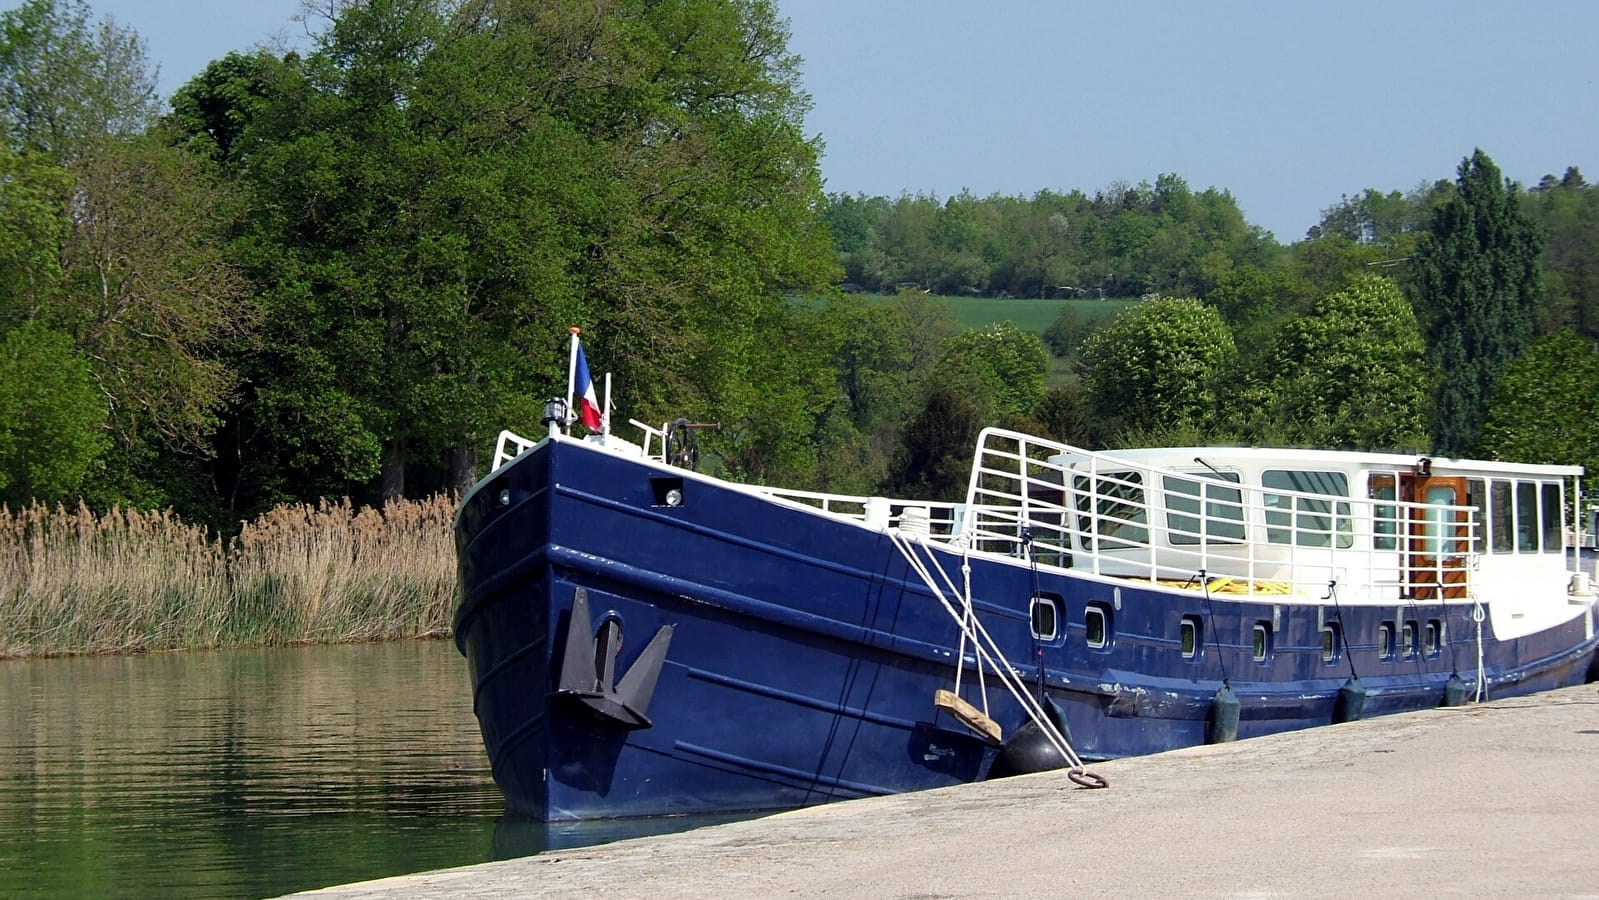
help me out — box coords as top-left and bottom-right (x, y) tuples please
(629, 418), (669, 463)
(752, 486), (962, 535)
(492, 429), (540, 471)
(962, 429), (1480, 601)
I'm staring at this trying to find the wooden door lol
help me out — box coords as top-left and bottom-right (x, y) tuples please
(1399, 474), (1468, 600)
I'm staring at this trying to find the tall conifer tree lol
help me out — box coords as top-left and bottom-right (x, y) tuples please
(1414, 149), (1544, 456)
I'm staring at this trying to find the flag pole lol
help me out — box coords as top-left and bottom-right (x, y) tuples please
(603, 372), (612, 438)
(565, 327), (581, 435)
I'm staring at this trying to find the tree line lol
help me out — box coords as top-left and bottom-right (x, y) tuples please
(2, 0), (1597, 532)
(823, 175), (1279, 300)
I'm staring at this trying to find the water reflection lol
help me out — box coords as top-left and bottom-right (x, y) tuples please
(0, 641), (507, 899)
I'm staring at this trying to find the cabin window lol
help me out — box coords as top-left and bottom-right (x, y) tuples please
(1541, 482), (1563, 553)
(1371, 474), (1398, 551)
(1516, 481), (1539, 553)
(1264, 470), (1353, 548)
(1467, 479), (1487, 555)
(1180, 616), (1201, 659)
(1321, 622), (1341, 663)
(1425, 619), (1444, 657)
(1252, 622), (1271, 662)
(1074, 471), (1148, 551)
(1490, 480), (1513, 553)
(1421, 483), (1461, 559)
(1164, 472), (1246, 545)
(1378, 621), (1396, 661)
(1085, 604), (1110, 649)
(1030, 595), (1060, 642)
(1401, 621), (1417, 658)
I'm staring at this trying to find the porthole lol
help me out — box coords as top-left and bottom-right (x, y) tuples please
(1085, 604), (1109, 649)
(1425, 619), (1444, 657)
(1030, 595), (1059, 642)
(1252, 622), (1271, 662)
(1321, 622), (1341, 663)
(1378, 621), (1396, 661)
(1401, 621), (1417, 658)
(1180, 616), (1201, 659)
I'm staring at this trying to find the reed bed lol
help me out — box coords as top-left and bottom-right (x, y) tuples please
(0, 495), (459, 658)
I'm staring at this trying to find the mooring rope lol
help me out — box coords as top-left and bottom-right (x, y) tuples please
(1324, 578), (1359, 682)
(888, 529), (1105, 787)
(1403, 591), (1430, 688)
(1023, 527), (1047, 700)
(1196, 569), (1230, 688)
(1472, 594), (1487, 702)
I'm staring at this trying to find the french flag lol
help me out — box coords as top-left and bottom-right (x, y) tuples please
(573, 339), (603, 430)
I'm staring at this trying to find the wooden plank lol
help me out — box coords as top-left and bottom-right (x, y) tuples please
(934, 689), (1003, 746)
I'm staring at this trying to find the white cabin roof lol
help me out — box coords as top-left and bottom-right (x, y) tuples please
(1075, 446), (1583, 479)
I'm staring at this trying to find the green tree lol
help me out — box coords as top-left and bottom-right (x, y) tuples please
(1231, 275), (1428, 450)
(1524, 168), (1599, 339)
(1006, 193), (1076, 299)
(1308, 186), (1432, 245)
(1, 1), (247, 514)
(939, 321), (1048, 419)
(166, 50), (279, 167)
(0, 144), (68, 317)
(0, 0), (159, 161)
(215, 0), (834, 510)
(1204, 265), (1316, 358)
(885, 384), (984, 501)
(814, 293), (919, 431)
(1414, 149), (1545, 456)
(1041, 304), (1090, 357)
(1033, 381), (1097, 446)
(1077, 297), (1236, 441)
(51, 133), (252, 456)
(1475, 329), (1599, 472)
(1288, 234), (1410, 298)
(0, 321), (107, 505)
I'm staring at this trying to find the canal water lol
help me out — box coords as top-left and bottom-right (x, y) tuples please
(0, 640), (739, 899)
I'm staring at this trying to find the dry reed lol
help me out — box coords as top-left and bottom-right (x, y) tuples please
(0, 495), (458, 658)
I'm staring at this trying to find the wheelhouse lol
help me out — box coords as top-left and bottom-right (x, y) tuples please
(963, 437), (1584, 620)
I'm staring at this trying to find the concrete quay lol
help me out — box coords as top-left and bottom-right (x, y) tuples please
(294, 683), (1599, 899)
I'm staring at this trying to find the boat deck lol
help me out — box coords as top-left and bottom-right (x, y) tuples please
(290, 681), (1599, 899)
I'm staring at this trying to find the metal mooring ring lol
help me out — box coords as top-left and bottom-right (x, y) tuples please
(1068, 768), (1109, 789)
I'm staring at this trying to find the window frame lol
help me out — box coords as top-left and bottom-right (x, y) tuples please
(1252, 621), (1272, 663)
(1263, 469), (1353, 549)
(1030, 594), (1060, 642)
(1370, 473), (1399, 552)
(1540, 481), (1563, 554)
(1180, 615), (1201, 660)
(1163, 470), (1247, 546)
(1490, 479), (1513, 554)
(1074, 471), (1149, 551)
(1377, 621), (1396, 661)
(1516, 480), (1540, 553)
(1085, 603), (1110, 650)
(1320, 621), (1342, 664)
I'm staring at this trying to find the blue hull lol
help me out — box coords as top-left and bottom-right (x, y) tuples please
(454, 437), (1599, 821)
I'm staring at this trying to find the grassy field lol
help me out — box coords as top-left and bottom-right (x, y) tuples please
(853, 293), (1140, 386)
(802, 292), (1140, 336)
(933, 295), (1140, 334)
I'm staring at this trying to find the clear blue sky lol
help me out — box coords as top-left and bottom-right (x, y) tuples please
(95, 0), (1599, 242)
